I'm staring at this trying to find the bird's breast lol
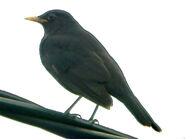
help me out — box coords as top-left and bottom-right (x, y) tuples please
(39, 37), (51, 69)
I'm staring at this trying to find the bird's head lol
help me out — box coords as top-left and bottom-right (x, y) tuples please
(25, 10), (79, 34)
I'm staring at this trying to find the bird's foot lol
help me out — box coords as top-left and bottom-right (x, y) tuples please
(89, 119), (99, 125)
(63, 112), (82, 119)
(70, 113), (82, 119)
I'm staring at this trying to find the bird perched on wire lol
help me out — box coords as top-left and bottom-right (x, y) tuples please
(26, 10), (161, 132)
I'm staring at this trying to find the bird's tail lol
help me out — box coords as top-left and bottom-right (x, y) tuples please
(113, 85), (161, 132)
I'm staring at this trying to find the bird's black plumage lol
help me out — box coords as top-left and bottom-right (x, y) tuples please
(26, 10), (161, 132)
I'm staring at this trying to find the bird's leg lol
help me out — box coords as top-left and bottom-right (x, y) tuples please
(89, 105), (99, 124)
(64, 96), (82, 116)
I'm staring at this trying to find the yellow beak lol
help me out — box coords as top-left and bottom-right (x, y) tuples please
(25, 17), (48, 23)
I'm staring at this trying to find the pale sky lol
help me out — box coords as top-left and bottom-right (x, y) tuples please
(0, 0), (185, 139)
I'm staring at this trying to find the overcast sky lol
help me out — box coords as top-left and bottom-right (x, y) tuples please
(0, 0), (185, 139)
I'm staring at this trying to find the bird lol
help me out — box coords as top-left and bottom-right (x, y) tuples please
(25, 9), (161, 132)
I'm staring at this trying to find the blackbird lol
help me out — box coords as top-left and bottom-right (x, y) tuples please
(26, 10), (161, 132)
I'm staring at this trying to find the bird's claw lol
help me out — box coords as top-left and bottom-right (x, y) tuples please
(89, 119), (99, 125)
(64, 113), (82, 119)
(70, 113), (82, 119)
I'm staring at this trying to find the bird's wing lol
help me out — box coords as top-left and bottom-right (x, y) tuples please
(43, 39), (112, 108)
(69, 52), (111, 83)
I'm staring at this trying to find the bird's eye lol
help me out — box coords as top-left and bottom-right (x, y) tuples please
(48, 14), (56, 21)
